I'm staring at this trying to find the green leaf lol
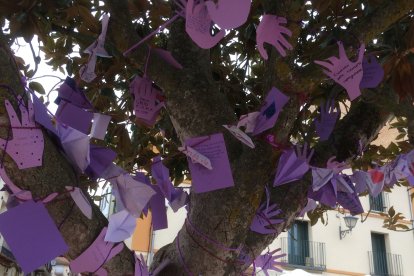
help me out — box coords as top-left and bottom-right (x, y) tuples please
(29, 81), (45, 94)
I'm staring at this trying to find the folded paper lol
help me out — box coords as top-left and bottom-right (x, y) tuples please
(179, 145), (212, 170)
(274, 145), (312, 186)
(55, 77), (93, 109)
(105, 210), (137, 242)
(223, 124), (255, 148)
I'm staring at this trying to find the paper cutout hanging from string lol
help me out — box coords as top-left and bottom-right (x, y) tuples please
(205, 0), (251, 29)
(66, 186), (93, 219)
(105, 209), (137, 242)
(55, 77), (93, 109)
(314, 98), (339, 141)
(148, 185), (169, 230)
(360, 54), (384, 89)
(237, 111), (259, 134)
(85, 145), (117, 180)
(70, 227), (124, 276)
(315, 42), (365, 101)
(273, 144), (313, 186)
(256, 15), (292, 59)
(184, 133), (234, 193)
(80, 14), (111, 82)
(254, 248), (286, 275)
(0, 98), (44, 169)
(253, 87), (289, 136)
(90, 113), (111, 140)
(56, 101), (93, 134)
(335, 175), (363, 215)
(185, 0), (225, 49)
(179, 145), (213, 170)
(223, 124), (255, 148)
(0, 200), (68, 274)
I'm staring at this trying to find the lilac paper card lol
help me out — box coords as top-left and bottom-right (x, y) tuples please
(179, 145), (212, 170)
(185, 0), (225, 49)
(0, 200), (68, 274)
(0, 98), (44, 169)
(91, 113), (111, 140)
(185, 133), (234, 193)
(360, 54), (384, 89)
(273, 148), (310, 186)
(55, 77), (93, 109)
(205, 0), (251, 29)
(315, 42), (365, 101)
(237, 112), (259, 134)
(256, 15), (292, 59)
(253, 87), (289, 136)
(66, 186), (93, 219)
(56, 101), (93, 134)
(85, 145), (117, 179)
(308, 183), (337, 208)
(223, 124), (255, 148)
(149, 185), (168, 230)
(105, 210), (137, 242)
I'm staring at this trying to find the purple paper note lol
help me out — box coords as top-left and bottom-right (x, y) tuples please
(55, 77), (93, 109)
(360, 54), (384, 89)
(185, 133), (234, 193)
(256, 15), (292, 59)
(335, 175), (364, 215)
(57, 123), (90, 172)
(308, 182), (337, 208)
(149, 185), (168, 231)
(315, 42), (365, 101)
(179, 145), (212, 170)
(170, 188), (189, 212)
(130, 76), (164, 122)
(135, 254), (150, 276)
(0, 200), (68, 274)
(273, 145), (312, 186)
(311, 167), (334, 192)
(185, 0), (225, 49)
(91, 113), (111, 140)
(205, 0), (251, 29)
(114, 174), (156, 217)
(56, 101), (93, 134)
(105, 210), (137, 242)
(223, 125), (255, 148)
(66, 186), (93, 219)
(254, 248), (286, 274)
(85, 145), (117, 179)
(70, 227), (124, 275)
(151, 156), (173, 201)
(253, 87), (289, 136)
(314, 98), (339, 141)
(0, 98), (44, 169)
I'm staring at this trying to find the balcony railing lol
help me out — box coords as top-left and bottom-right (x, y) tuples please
(280, 237), (326, 271)
(369, 192), (389, 213)
(368, 251), (403, 276)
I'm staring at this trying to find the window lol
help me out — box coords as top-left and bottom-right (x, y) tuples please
(369, 192), (388, 212)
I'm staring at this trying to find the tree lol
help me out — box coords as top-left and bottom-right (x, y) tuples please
(1, 0), (414, 275)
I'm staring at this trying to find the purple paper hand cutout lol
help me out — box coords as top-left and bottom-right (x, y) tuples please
(315, 42), (365, 101)
(205, 0), (251, 29)
(254, 248), (286, 276)
(314, 99), (339, 141)
(256, 15), (292, 59)
(69, 227), (124, 275)
(326, 156), (349, 174)
(360, 54), (384, 89)
(250, 203), (283, 234)
(0, 98), (44, 169)
(185, 0), (225, 49)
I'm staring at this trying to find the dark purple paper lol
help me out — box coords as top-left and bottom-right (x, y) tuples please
(56, 101), (93, 134)
(55, 77), (93, 109)
(314, 99), (339, 141)
(360, 54), (384, 89)
(85, 145), (117, 179)
(185, 133), (234, 193)
(0, 200), (68, 274)
(149, 185), (168, 231)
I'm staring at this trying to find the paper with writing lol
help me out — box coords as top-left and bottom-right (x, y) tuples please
(185, 133), (234, 193)
(0, 98), (44, 169)
(315, 42), (365, 101)
(179, 145), (213, 170)
(205, 0), (251, 29)
(0, 200), (68, 274)
(66, 186), (93, 219)
(256, 15), (292, 59)
(223, 124), (255, 148)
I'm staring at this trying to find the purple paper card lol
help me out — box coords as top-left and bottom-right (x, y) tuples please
(85, 145), (117, 179)
(151, 156), (173, 201)
(308, 183), (337, 208)
(315, 42), (365, 101)
(185, 0), (225, 49)
(105, 210), (137, 242)
(253, 87), (289, 136)
(185, 133), (234, 193)
(0, 98), (44, 169)
(256, 15), (292, 59)
(360, 54), (384, 89)
(336, 177), (364, 215)
(149, 185), (168, 231)
(56, 101), (93, 134)
(205, 0), (251, 29)
(55, 77), (93, 109)
(0, 200), (68, 274)
(130, 76), (164, 122)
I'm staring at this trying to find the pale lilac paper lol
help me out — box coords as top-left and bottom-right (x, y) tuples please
(113, 173), (156, 217)
(66, 186), (93, 219)
(185, 0), (225, 49)
(70, 227), (124, 275)
(151, 156), (173, 201)
(185, 133), (234, 193)
(223, 124), (255, 148)
(105, 210), (137, 242)
(298, 198), (317, 217)
(351, 169), (384, 197)
(80, 51), (98, 83)
(253, 87), (289, 136)
(91, 113), (111, 140)
(273, 148), (311, 186)
(205, 0), (251, 29)
(237, 111), (259, 134)
(179, 145), (213, 170)
(0, 200), (68, 274)
(0, 98), (44, 169)
(56, 101), (93, 134)
(360, 54), (384, 89)
(256, 15), (292, 59)
(315, 42), (365, 101)
(57, 123), (90, 172)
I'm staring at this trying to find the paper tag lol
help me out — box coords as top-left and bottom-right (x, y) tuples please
(179, 145), (213, 170)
